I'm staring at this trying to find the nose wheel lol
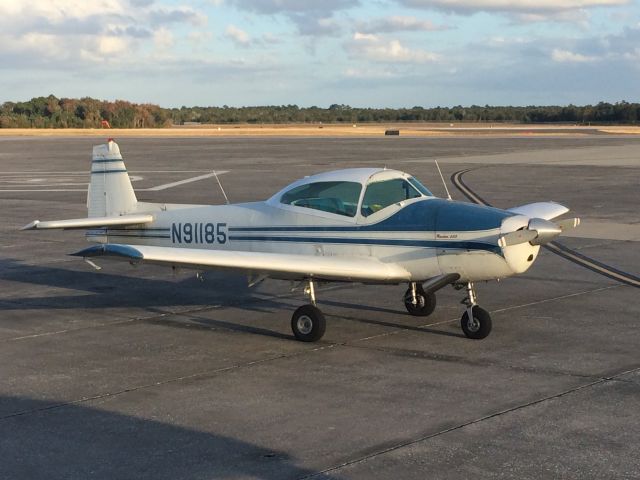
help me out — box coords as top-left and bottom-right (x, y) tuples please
(459, 282), (492, 339)
(461, 305), (492, 339)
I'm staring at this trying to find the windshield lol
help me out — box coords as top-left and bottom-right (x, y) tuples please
(280, 181), (362, 217)
(361, 178), (422, 217)
(408, 177), (433, 196)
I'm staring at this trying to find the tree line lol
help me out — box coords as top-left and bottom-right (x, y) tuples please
(1, 95), (638, 128)
(0, 95), (171, 128)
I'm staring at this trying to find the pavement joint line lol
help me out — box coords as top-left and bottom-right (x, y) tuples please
(2, 306), (217, 342)
(0, 332), (341, 423)
(143, 171), (228, 191)
(0, 348), (319, 422)
(490, 284), (622, 314)
(0, 283), (346, 342)
(345, 342), (599, 381)
(300, 364), (640, 479)
(344, 284), (621, 345)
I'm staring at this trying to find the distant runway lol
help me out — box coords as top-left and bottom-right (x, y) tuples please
(1, 135), (639, 479)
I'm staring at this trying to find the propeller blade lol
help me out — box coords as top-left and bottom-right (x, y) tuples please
(498, 229), (538, 247)
(499, 217), (580, 249)
(528, 218), (562, 245)
(556, 217), (581, 231)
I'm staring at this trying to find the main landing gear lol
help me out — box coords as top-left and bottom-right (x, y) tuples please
(291, 278), (326, 342)
(404, 282), (436, 317)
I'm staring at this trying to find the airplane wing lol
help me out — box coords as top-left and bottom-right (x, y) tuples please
(72, 243), (413, 283)
(507, 202), (569, 220)
(21, 214), (154, 230)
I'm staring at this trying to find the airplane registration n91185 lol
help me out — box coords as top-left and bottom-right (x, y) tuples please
(23, 140), (580, 342)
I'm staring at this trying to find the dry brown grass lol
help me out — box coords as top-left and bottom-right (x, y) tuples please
(0, 124), (638, 137)
(598, 126), (640, 134)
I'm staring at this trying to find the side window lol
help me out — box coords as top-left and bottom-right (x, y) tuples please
(280, 181), (362, 217)
(361, 178), (422, 217)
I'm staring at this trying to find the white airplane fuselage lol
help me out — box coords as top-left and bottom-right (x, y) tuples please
(87, 197), (540, 284)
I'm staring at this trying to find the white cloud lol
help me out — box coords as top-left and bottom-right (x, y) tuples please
(0, 0), (206, 68)
(358, 15), (446, 33)
(344, 67), (397, 79)
(97, 35), (129, 55)
(228, 0), (358, 14)
(551, 48), (598, 62)
(348, 32), (440, 63)
(354, 32), (378, 41)
(225, 24), (251, 46)
(400, 0), (629, 13)
(153, 27), (175, 50)
(228, 0), (356, 36)
(399, 0), (629, 22)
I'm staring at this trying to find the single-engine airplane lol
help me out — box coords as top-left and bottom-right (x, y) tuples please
(23, 140), (580, 342)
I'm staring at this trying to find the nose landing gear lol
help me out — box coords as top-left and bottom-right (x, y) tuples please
(459, 282), (492, 339)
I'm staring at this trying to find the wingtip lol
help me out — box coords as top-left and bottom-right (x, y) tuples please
(21, 220), (39, 230)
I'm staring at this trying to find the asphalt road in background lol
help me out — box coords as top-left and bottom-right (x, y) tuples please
(1, 134), (639, 479)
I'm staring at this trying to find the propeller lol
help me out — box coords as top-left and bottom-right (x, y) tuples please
(498, 217), (580, 248)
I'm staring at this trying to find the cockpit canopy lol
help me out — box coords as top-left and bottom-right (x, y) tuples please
(271, 168), (433, 219)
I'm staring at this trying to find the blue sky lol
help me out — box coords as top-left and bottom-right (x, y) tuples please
(0, 0), (638, 107)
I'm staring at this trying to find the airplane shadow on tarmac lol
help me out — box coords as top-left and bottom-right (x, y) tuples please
(0, 395), (339, 480)
(0, 258), (462, 340)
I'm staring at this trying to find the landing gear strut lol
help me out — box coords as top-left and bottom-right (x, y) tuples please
(459, 282), (492, 339)
(404, 282), (436, 317)
(291, 278), (326, 342)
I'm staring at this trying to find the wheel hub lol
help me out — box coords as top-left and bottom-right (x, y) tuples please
(466, 315), (480, 332)
(297, 315), (313, 335)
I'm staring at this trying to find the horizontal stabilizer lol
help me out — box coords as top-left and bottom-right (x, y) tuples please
(22, 214), (154, 230)
(71, 243), (412, 283)
(507, 202), (569, 221)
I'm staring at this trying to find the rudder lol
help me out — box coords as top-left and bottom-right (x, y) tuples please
(87, 139), (137, 217)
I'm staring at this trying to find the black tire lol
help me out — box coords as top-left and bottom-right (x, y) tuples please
(404, 285), (436, 317)
(291, 305), (326, 342)
(460, 306), (492, 339)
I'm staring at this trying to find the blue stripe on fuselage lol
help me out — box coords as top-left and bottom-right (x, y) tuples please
(228, 235), (502, 255)
(230, 199), (513, 233)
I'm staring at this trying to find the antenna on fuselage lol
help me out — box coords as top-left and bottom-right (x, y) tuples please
(213, 170), (230, 205)
(434, 160), (452, 201)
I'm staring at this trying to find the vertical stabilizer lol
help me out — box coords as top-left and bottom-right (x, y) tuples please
(87, 139), (137, 217)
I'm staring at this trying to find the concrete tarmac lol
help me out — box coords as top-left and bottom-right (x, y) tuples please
(1, 135), (639, 479)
